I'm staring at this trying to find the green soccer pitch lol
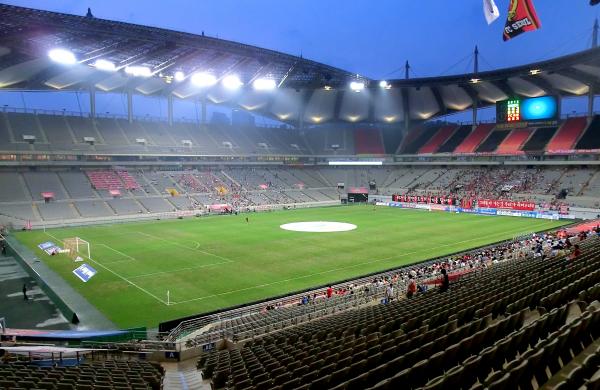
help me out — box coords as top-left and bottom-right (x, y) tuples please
(14, 206), (569, 328)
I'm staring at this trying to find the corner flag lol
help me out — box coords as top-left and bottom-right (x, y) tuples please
(503, 0), (542, 41)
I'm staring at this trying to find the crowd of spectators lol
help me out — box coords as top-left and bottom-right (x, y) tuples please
(268, 226), (597, 316)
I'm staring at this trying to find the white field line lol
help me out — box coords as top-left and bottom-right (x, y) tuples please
(135, 231), (235, 264)
(169, 222), (553, 305)
(97, 243), (137, 263)
(128, 260), (233, 280)
(44, 232), (169, 306)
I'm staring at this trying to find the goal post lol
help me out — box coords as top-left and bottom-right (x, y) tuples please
(63, 237), (91, 261)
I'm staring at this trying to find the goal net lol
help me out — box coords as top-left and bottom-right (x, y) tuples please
(63, 237), (90, 261)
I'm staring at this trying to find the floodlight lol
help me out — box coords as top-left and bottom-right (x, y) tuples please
(48, 48), (77, 65)
(350, 81), (365, 91)
(222, 74), (243, 90)
(125, 65), (152, 77)
(253, 78), (276, 91)
(191, 72), (217, 87)
(174, 71), (185, 82)
(379, 80), (390, 89)
(93, 59), (116, 72)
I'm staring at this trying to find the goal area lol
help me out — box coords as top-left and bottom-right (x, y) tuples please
(63, 237), (90, 261)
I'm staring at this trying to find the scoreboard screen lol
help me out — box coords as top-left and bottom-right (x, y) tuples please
(496, 96), (558, 125)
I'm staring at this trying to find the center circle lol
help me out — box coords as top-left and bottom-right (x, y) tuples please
(280, 221), (357, 233)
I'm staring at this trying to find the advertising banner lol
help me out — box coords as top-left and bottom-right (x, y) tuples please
(72, 263), (97, 283)
(478, 199), (535, 211)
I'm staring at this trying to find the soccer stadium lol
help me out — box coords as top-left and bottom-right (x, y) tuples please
(1, 1), (600, 389)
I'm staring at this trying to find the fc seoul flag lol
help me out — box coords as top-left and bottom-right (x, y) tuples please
(483, 0), (500, 25)
(503, 0), (542, 41)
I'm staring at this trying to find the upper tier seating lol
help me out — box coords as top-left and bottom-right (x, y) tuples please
(418, 125), (457, 154)
(437, 125), (472, 153)
(354, 129), (385, 155)
(401, 126), (439, 154)
(521, 127), (558, 152)
(546, 117), (588, 152)
(454, 124), (495, 153)
(575, 115), (600, 150)
(476, 130), (510, 153)
(495, 128), (532, 154)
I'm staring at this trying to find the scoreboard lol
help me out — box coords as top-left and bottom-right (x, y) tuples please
(496, 96), (558, 127)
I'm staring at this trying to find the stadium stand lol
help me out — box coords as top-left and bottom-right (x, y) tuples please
(546, 117), (588, 152)
(400, 126), (439, 154)
(475, 130), (510, 153)
(198, 234), (600, 390)
(575, 115), (600, 150)
(437, 125), (471, 153)
(454, 124), (494, 153)
(354, 129), (385, 155)
(0, 359), (164, 390)
(495, 128), (532, 154)
(521, 127), (558, 152)
(418, 125), (457, 154)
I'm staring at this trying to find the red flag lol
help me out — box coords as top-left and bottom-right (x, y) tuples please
(503, 0), (542, 41)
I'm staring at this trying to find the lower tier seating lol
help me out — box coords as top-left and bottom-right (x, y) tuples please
(199, 235), (600, 390)
(0, 359), (164, 390)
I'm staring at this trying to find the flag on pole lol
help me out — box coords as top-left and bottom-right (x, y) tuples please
(483, 0), (500, 25)
(503, 0), (542, 41)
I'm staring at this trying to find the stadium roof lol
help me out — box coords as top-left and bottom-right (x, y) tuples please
(0, 4), (599, 125)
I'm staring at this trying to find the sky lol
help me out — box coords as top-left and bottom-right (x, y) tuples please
(1, 0), (599, 123)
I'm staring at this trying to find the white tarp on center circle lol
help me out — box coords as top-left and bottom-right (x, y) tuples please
(280, 221), (357, 233)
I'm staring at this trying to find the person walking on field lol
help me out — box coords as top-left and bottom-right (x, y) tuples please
(22, 284), (28, 300)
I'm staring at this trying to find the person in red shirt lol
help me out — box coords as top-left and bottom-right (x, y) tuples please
(406, 277), (417, 298)
(569, 245), (581, 261)
(326, 286), (333, 298)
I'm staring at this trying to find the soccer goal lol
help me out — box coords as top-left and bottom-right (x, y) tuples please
(63, 237), (91, 261)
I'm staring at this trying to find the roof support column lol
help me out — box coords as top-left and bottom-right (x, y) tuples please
(403, 61), (411, 133)
(127, 90), (133, 123)
(167, 94), (174, 127)
(472, 46), (479, 128)
(89, 86), (96, 119)
(589, 19), (598, 120)
(201, 95), (207, 125)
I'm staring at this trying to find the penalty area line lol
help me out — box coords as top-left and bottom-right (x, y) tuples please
(43, 232), (169, 306)
(128, 260), (233, 280)
(134, 231), (234, 264)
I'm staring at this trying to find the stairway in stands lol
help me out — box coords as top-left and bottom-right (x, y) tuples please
(162, 362), (208, 390)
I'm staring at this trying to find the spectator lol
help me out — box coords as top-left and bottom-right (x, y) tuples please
(406, 276), (417, 298)
(439, 269), (450, 292)
(326, 286), (333, 299)
(385, 283), (394, 302)
(569, 244), (581, 261)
